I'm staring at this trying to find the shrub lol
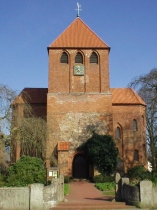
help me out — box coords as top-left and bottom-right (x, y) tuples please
(93, 174), (114, 183)
(127, 165), (157, 186)
(0, 174), (5, 187)
(127, 165), (147, 180)
(95, 182), (114, 191)
(6, 156), (46, 186)
(77, 133), (118, 175)
(149, 171), (157, 186)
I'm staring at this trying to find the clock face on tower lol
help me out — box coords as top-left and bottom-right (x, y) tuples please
(74, 65), (84, 76)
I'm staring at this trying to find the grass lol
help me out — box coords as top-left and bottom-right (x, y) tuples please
(95, 182), (115, 197)
(95, 182), (114, 191)
(64, 183), (70, 195)
(103, 190), (115, 196)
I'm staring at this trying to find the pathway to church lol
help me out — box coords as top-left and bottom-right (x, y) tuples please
(51, 181), (138, 210)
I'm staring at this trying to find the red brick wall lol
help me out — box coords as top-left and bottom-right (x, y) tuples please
(48, 49), (110, 93)
(47, 47), (147, 176)
(112, 104), (147, 171)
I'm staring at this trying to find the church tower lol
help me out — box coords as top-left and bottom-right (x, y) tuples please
(46, 17), (113, 178)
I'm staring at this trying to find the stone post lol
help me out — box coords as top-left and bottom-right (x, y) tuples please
(121, 177), (129, 201)
(30, 183), (44, 210)
(153, 186), (157, 207)
(115, 173), (121, 201)
(58, 174), (64, 202)
(140, 180), (153, 208)
(51, 177), (59, 202)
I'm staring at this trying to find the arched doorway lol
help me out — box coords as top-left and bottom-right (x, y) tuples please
(73, 154), (89, 179)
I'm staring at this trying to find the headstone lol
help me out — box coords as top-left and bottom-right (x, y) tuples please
(121, 177), (129, 201)
(115, 173), (121, 201)
(140, 180), (153, 207)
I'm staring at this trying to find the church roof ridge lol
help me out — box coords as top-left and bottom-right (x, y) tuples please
(48, 18), (110, 49)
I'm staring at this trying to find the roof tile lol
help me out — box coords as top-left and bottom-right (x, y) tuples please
(16, 88), (48, 104)
(49, 18), (110, 48)
(111, 88), (146, 106)
(58, 142), (69, 151)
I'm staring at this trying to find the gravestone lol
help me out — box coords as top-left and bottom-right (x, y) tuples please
(140, 180), (153, 207)
(115, 173), (121, 201)
(121, 177), (129, 201)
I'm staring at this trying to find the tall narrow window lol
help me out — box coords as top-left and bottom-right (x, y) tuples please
(60, 52), (68, 63)
(90, 52), (98, 64)
(134, 150), (139, 161)
(142, 115), (144, 126)
(116, 127), (121, 139)
(75, 52), (83, 63)
(133, 119), (138, 131)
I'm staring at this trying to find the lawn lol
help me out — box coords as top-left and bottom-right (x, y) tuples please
(103, 190), (115, 196)
(95, 182), (115, 196)
(64, 183), (70, 195)
(95, 182), (114, 191)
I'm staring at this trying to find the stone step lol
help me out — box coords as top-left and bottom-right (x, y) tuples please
(51, 202), (137, 209)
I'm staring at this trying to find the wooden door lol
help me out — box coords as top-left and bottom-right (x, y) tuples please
(73, 155), (88, 179)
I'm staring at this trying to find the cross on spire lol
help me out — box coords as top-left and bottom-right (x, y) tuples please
(75, 3), (82, 17)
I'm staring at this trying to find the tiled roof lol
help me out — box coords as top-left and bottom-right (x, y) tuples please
(18, 88), (48, 104)
(58, 142), (69, 151)
(49, 18), (110, 49)
(14, 88), (145, 106)
(111, 88), (146, 106)
(22, 88), (48, 103)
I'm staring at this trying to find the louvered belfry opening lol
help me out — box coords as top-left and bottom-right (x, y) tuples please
(90, 52), (98, 63)
(60, 52), (68, 63)
(75, 52), (83, 63)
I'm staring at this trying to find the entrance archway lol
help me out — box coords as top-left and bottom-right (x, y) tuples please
(73, 154), (89, 179)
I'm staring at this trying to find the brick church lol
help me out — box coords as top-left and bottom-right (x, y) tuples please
(13, 17), (147, 178)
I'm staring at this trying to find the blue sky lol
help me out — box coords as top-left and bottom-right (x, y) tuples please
(0, 0), (157, 93)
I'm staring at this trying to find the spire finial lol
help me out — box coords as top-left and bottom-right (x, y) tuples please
(75, 3), (82, 17)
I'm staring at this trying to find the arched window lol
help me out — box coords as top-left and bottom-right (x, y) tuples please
(60, 52), (68, 63)
(116, 127), (121, 139)
(142, 115), (144, 126)
(134, 150), (139, 161)
(75, 52), (83, 63)
(133, 119), (138, 131)
(90, 52), (98, 64)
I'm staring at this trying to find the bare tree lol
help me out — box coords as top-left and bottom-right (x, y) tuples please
(0, 131), (9, 171)
(0, 84), (17, 170)
(11, 91), (48, 161)
(0, 84), (17, 133)
(129, 68), (157, 170)
(17, 116), (46, 159)
(0, 84), (55, 165)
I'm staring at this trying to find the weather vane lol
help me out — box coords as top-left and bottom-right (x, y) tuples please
(75, 3), (82, 17)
